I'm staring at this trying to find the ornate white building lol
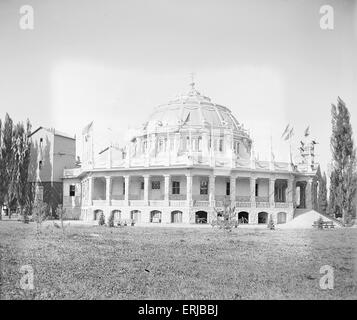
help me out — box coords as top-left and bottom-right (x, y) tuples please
(62, 83), (320, 225)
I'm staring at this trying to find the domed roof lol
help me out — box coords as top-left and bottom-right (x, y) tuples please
(144, 83), (248, 135)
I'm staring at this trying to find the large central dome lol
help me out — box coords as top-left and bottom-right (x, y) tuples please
(144, 83), (247, 135)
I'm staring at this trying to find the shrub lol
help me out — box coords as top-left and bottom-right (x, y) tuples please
(108, 212), (114, 227)
(33, 201), (50, 234)
(317, 216), (324, 230)
(212, 200), (237, 232)
(98, 212), (105, 226)
(267, 214), (275, 230)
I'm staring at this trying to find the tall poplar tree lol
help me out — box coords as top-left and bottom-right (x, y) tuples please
(0, 118), (3, 219)
(0, 114), (14, 213)
(329, 97), (356, 224)
(317, 172), (328, 215)
(10, 120), (32, 219)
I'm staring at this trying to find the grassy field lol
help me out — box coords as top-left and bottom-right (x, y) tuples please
(0, 221), (356, 300)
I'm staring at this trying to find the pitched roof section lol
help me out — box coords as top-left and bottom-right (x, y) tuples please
(29, 126), (75, 140)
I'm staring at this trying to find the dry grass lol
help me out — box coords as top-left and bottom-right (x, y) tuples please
(0, 221), (356, 300)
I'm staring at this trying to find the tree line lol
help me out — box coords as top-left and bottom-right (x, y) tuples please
(0, 113), (33, 220)
(317, 97), (356, 224)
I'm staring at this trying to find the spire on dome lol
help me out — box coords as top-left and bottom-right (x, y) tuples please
(188, 72), (200, 96)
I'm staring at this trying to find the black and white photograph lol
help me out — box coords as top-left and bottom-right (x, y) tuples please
(0, 0), (356, 308)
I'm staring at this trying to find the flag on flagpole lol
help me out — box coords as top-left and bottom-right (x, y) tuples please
(281, 124), (290, 139)
(304, 125), (310, 137)
(284, 127), (294, 141)
(270, 131), (275, 162)
(82, 121), (93, 136)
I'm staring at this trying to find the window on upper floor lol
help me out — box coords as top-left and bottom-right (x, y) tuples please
(255, 183), (259, 197)
(141, 182), (144, 190)
(172, 181), (180, 194)
(38, 160), (43, 170)
(200, 180), (208, 195)
(69, 185), (75, 197)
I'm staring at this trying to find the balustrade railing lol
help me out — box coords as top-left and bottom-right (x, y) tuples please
(129, 200), (147, 206)
(193, 200), (210, 207)
(169, 200), (188, 207)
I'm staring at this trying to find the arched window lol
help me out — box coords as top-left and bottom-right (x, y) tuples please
(158, 138), (164, 152)
(197, 136), (202, 151)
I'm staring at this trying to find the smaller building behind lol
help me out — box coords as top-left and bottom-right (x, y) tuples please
(28, 127), (76, 216)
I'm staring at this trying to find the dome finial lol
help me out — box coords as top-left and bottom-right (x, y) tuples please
(190, 72), (195, 88)
(189, 72), (199, 95)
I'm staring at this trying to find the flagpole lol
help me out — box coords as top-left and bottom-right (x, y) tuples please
(289, 132), (292, 164)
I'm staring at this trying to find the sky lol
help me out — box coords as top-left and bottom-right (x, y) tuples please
(0, 0), (356, 174)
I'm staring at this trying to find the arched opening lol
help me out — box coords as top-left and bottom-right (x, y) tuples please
(195, 211), (207, 224)
(111, 210), (121, 222)
(277, 212), (287, 224)
(130, 210), (141, 223)
(258, 212), (268, 224)
(238, 211), (249, 224)
(150, 210), (162, 223)
(93, 209), (103, 221)
(171, 210), (183, 223)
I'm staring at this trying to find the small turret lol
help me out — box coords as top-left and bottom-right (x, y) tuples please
(297, 126), (318, 172)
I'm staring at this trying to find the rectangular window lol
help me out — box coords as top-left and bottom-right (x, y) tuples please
(200, 180), (208, 195)
(172, 181), (180, 194)
(226, 182), (230, 196)
(197, 137), (202, 151)
(255, 183), (259, 197)
(219, 139), (224, 152)
(39, 160), (43, 170)
(152, 181), (160, 189)
(141, 181), (144, 190)
(69, 185), (76, 197)
(123, 182), (125, 195)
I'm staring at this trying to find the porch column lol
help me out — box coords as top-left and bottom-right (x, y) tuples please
(124, 175), (130, 205)
(88, 176), (93, 206)
(105, 176), (111, 206)
(287, 178), (294, 203)
(230, 176), (236, 204)
(209, 174), (216, 206)
(269, 177), (275, 205)
(143, 174), (150, 204)
(306, 178), (313, 209)
(250, 176), (256, 206)
(186, 173), (193, 205)
(164, 174), (170, 205)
